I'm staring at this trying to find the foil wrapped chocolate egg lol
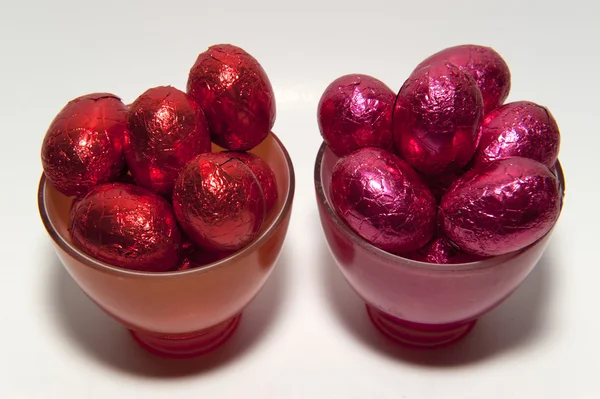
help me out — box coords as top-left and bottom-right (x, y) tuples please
(224, 151), (278, 214)
(125, 86), (211, 196)
(41, 93), (127, 197)
(403, 235), (485, 264)
(187, 44), (275, 151)
(415, 44), (511, 114)
(393, 61), (484, 176)
(473, 101), (560, 168)
(440, 157), (561, 257)
(330, 147), (436, 254)
(69, 183), (182, 272)
(317, 74), (395, 157)
(173, 153), (266, 252)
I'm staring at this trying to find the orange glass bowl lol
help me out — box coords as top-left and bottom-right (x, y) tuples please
(315, 142), (564, 349)
(39, 133), (295, 359)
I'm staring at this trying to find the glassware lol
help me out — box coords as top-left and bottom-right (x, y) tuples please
(39, 133), (295, 358)
(314, 142), (564, 348)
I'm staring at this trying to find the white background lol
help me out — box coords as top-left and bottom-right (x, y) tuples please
(1, 1), (598, 398)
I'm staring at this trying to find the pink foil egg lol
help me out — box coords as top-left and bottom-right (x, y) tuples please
(330, 147), (436, 254)
(415, 44), (511, 114)
(318, 74), (395, 157)
(440, 157), (561, 257)
(473, 101), (560, 168)
(393, 60), (484, 176)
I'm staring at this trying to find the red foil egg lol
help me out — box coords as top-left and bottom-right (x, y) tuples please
(415, 44), (511, 114)
(187, 44), (275, 151)
(330, 147), (437, 254)
(317, 74), (395, 157)
(393, 60), (484, 176)
(440, 157), (561, 257)
(173, 153), (266, 252)
(69, 183), (182, 272)
(223, 151), (278, 214)
(403, 235), (485, 264)
(473, 101), (560, 168)
(125, 86), (211, 196)
(41, 93), (127, 197)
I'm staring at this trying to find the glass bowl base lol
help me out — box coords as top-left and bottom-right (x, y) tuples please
(130, 313), (242, 359)
(366, 305), (476, 349)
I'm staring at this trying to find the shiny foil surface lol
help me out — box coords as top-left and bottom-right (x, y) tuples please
(224, 151), (278, 214)
(415, 44), (511, 114)
(69, 183), (182, 272)
(473, 101), (560, 168)
(125, 86), (211, 196)
(173, 153), (266, 252)
(393, 61), (483, 176)
(404, 235), (485, 264)
(187, 44), (275, 151)
(440, 157), (561, 256)
(330, 147), (436, 254)
(318, 74), (395, 157)
(41, 93), (127, 197)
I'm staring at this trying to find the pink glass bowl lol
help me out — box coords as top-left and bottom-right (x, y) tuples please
(315, 142), (564, 349)
(39, 133), (295, 359)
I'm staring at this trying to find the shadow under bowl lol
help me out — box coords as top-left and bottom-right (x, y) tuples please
(314, 142), (564, 349)
(39, 132), (295, 359)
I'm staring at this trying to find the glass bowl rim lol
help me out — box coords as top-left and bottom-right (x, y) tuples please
(38, 132), (296, 278)
(313, 141), (564, 272)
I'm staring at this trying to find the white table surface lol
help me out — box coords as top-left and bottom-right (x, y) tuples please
(1, 1), (598, 398)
